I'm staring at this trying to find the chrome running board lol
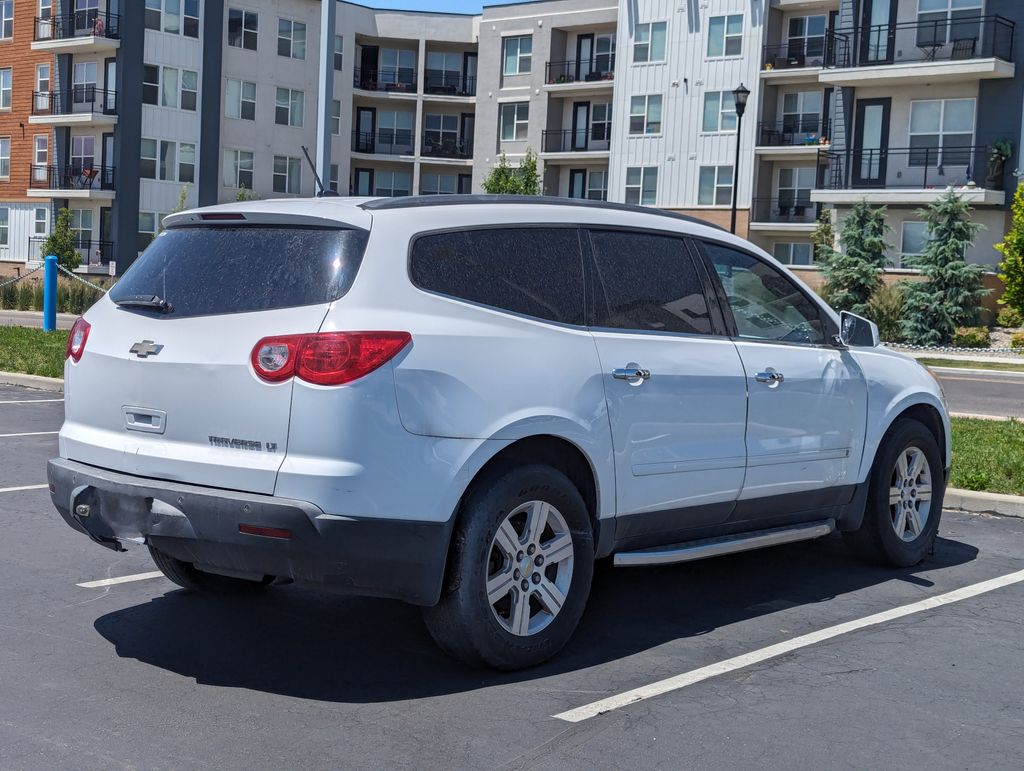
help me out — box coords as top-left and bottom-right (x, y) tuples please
(613, 519), (836, 567)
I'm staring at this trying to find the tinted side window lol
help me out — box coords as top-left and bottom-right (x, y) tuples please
(588, 230), (712, 335)
(410, 227), (584, 325)
(703, 242), (826, 345)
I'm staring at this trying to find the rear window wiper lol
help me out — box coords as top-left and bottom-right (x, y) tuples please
(114, 294), (174, 313)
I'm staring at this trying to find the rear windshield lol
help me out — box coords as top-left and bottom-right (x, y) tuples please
(109, 226), (369, 318)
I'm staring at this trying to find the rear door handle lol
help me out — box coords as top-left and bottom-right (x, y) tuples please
(754, 369), (784, 385)
(613, 366), (651, 382)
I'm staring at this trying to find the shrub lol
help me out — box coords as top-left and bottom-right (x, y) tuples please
(996, 182), (1024, 318)
(996, 305), (1024, 328)
(40, 209), (82, 271)
(16, 282), (33, 311)
(819, 200), (889, 315)
(0, 281), (16, 309)
(32, 283), (44, 311)
(953, 326), (990, 348)
(481, 149), (543, 196)
(866, 283), (905, 343)
(1011, 332), (1024, 349)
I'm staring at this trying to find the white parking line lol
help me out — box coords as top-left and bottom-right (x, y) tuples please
(0, 484), (49, 494)
(77, 572), (165, 589)
(0, 431), (59, 438)
(554, 568), (1024, 723)
(0, 399), (64, 404)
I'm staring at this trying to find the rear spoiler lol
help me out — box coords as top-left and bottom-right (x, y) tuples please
(163, 206), (371, 231)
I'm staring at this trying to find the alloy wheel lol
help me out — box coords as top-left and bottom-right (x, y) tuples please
(889, 445), (933, 543)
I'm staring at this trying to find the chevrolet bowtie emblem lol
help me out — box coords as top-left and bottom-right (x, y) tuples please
(129, 340), (163, 358)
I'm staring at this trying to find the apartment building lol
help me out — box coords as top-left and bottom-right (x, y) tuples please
(750, 0), (1023, 269)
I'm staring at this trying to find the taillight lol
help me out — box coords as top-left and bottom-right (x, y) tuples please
(67, 318), (91, 363)
(251, 332), (411, 386)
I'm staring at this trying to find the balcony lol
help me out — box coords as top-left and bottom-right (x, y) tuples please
(749, 197), (821, 234)
(822, 16), (1015, 86)
(29, 88), (118, 127)
(421, 134), (473, 161)
(32, 10), (120, 53)
(423, 71), (476, 98)
(27, 165), (116, 200)
(761, 40), (833, 81)
(756, 119), (831, 159)
(544, 57), (615, 95)
(352, 67), (417, 96)
(812, 145), (1005, 206)
(351, 130), (415, 158)
(540, 128), (611, 159)
(28, 236), (114, 269)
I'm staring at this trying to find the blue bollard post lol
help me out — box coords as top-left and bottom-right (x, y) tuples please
(43, 255), (58, 332)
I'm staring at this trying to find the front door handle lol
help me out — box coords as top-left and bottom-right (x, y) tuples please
(754, 369), (785, 385)
(613, 365), (651, 383)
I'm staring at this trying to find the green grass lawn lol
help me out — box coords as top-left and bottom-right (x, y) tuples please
(918, 357), (1024, 373)
(950, 417), (1024, 496)
(0, 327), (68, 379)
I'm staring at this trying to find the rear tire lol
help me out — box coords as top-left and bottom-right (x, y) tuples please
(843, 418), (945, 567)
(148, 546), (272, 594)
(422, 464), (594, 670)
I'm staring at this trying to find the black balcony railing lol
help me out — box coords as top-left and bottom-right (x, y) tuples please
(761, 39), (834, 69)
(541, 128), (612, 153)
(818, 145), (1000, 191)
(31, 88), (118, 117)
(28, 164), (116, 191)
(352, 67), (417, 93)
(29, 236), (114, 265)
(34, 10), (120, 41)
(758, 118), (831, 147)
(751, 197), (821, 224)
(545, 56), (616, 84)
(351, 130), (415, 156)
(423, 71), (476, 97)
(421, 134), (473, 159)
(829, 15), (1014, 68)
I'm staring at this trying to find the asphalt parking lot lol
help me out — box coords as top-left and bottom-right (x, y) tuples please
(1, 383), (1023, 770)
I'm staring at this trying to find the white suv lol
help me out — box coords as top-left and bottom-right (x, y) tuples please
(49, 196), (949, 670)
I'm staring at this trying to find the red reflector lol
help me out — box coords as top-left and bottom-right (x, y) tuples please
(67, 317), (91, 363)
(201, 212), (247, 221)
(239, 523), (292, 539)
(250, 332), (411, 386)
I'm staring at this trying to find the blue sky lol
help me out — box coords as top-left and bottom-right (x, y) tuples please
(352, 0), (521, 12)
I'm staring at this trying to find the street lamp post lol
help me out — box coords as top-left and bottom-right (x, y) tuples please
(730, 83), (751, 235)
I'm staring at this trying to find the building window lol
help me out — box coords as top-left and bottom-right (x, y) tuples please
(143, 65), (159, 105)
(773, 242), (814, 266)
(140, 138), (158, 179)
(329, 163), (339, 193)
(426, 51), (462, 92)
(503, 35), (532, 75)
(161, 66), (179, 108)
(144, 0), (161, 31)
(275, 87), (304, 127)
(425, 114), (459, 146)
(178, 142), (196, 183)
(0, 208), (7, 246)
(918, 0), (983, 45)
(34, 207), (48, 236)
(334, 35), (344, 71)
(0, 138), (8, 179)
(272, 155), (301, 194)
(277, 18), (306, 60)
(698, 165), (733, 205)
(35, 64), (51, 112)
(625, 166), (657, 205)
(900, 221), (930, 267)
(702, 91), (737, 132)
(909, 98), (975, 166)
(500, 102), (529, 141)
(226, 79), (256, 120)
(587, 170), (608, 201)
(70, 208), (93, 246)
(634, 21), (666, 63)
(375, 170), (411, 197)
(138, 212), (157, 252)
(708, 14), (743, 57)
(228, 8), (258, 50)
(421, 172), (457, 195)
(159, 140), (176, 180)
(778, 167), (815, 211)
(0, 0), (12, 40)
(225, 149), (254, 188)
(782, 91), (823, 133)
(0, 69), (11, 110)
(163, 0), (181, 34)
(184, 0), (199, 38)
(331, 100), (341, 135)
(629, 95), (662, 134)
(592, 103), (612, 143)
(33, 136), (48, 180)
(788, 15), (827, 62)
(380, 48), (416, 88)
(180, 70), (198, 111)
(71, 135), (94, 170)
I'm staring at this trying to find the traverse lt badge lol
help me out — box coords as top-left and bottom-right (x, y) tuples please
(129, 340), (163, 358)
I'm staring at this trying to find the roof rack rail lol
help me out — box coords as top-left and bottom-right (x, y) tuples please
(358, 195), (725, 231)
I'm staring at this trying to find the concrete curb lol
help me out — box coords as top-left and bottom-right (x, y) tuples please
(930, 366), (1024, 378)
(950, 412), (1018, 421)
(0, 371), (64, 393)
(946, 488), (1024, 519)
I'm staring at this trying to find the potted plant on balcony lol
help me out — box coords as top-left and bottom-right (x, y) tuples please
(986, 139), (1013, 190)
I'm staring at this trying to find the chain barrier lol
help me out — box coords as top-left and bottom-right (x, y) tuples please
(56, 264), (110, 294)
(0, 266), (44, 291)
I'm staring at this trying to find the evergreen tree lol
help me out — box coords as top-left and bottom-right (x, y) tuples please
(819, 200), (889, 315)
(811, 206), (835, 264)
(40, 208), (81, 271)
(996, 182), (1024, 317)
(481, 149), (542, 195)
(901, 192), (987, 346)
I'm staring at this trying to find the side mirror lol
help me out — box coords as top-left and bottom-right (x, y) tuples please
(838, 311), (880, 348)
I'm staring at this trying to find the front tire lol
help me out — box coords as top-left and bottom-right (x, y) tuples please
(148, 546), (272, 594)
(422, 464), (595, 670)
(843, 418), (945, 567)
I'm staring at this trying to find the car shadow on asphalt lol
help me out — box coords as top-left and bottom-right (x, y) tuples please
(92, 533), (979, 702)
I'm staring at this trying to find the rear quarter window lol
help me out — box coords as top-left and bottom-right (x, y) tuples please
(409, 227), (585, 325)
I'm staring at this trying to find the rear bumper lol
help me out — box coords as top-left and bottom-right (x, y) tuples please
(47, 458), (452, 606)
